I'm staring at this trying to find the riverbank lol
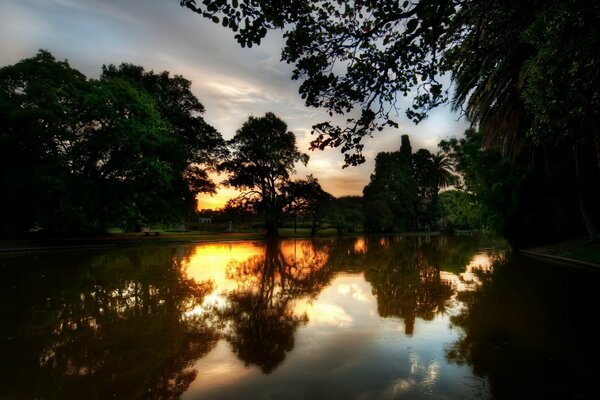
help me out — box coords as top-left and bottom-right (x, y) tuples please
(0, 229), (445, 253)
(521, 236), (600, 269)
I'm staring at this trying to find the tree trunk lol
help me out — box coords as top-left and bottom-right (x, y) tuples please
(575, 143), (600, 242)
(265, 211), (279, 236)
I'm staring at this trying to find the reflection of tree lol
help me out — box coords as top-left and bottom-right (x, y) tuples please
(362, 237), (454, 335)
(220, 239), (332, 373)
(446, 254), (600, 399)
(0, 247), (218, 399)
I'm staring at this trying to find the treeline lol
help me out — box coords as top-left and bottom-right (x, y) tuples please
(4, 50), (599, 246)
(1, 50), (227, 235)
(207, 124), (599, 248)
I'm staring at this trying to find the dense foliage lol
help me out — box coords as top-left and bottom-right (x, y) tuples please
(0, 51), (225, 235)
(363, 135), (455, 232)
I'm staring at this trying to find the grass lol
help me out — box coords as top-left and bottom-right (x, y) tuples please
(0, 228), (448, 252)
(524, 236), (600, 266)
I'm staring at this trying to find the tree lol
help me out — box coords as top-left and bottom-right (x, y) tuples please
(100, 63), (228, 223)
(285, 175), (334, 235)
(440, 129), (584, 246)
(438, 190), (480, 229)
(219, 112), (309, 235)
(79, 77), (176, 231)
(181, 0), (455, 166)
(328, 196), (364, 234)
(363, 141), (416, 232)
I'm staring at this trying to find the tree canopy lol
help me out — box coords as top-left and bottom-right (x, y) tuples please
(0, 51), (225, 235)
(181, 0), (600, 168)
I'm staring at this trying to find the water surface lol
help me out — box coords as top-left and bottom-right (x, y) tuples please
(1, 235), (598, 399)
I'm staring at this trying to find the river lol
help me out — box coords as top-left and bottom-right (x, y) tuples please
(1, 235), (598, 399)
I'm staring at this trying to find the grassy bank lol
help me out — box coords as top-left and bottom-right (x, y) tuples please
(0, 228), (446, 252)
(523, 236), (600, 266)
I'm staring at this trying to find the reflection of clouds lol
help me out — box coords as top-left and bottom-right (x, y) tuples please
(351, 284), (371, 303)
(387, 378), (415, 396)
(442, 252), (501, 292)
(306, 303), (353, 327)
(188, 340), (258, 392)
(380, 355), (440, 398)
(409, 354), (439, 389)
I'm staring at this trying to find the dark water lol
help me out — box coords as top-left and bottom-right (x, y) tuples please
(1, 235), (599, 399)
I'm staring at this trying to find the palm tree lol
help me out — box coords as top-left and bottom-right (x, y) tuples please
(431, 152), (456, 190)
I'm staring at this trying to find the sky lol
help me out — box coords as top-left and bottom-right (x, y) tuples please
(0, 0), (470, 209)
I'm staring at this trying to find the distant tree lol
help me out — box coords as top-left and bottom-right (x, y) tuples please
(219, 112), (309, 235)
(363, 134), (416, 231)
(285, 175), (334, 235)
(363, 200), (395, 233)
(328, 196), (364, 235)
(438, 190), (480, 230)
(411, 149), (456, 229)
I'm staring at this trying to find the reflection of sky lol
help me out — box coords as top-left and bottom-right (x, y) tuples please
(181, 240), (493, 399)
(441, 252), (497, 292)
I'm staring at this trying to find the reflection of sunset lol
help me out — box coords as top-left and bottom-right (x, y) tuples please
(185, 242), (264, 296)
(354, 238), (366, 254)
(441, 252), (497, 292)
(279, 240), (330, 279)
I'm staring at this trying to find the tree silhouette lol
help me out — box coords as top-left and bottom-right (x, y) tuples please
(363, 136), (416, 231)
(218, 239), (332, 373)
(219, 112), (309, 235)
(100, 63), (228, 225)
(285, 175), (334, 235)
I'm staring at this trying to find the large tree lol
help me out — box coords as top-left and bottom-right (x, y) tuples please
(100, 63), (228, 221)
(0, 50), (88, 233)
(219, 112), (309, 235)
(0, 51), (225, 234)
(363, 135), (416, 231)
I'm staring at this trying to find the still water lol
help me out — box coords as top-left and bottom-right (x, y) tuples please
(1, 235), (599, 399)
